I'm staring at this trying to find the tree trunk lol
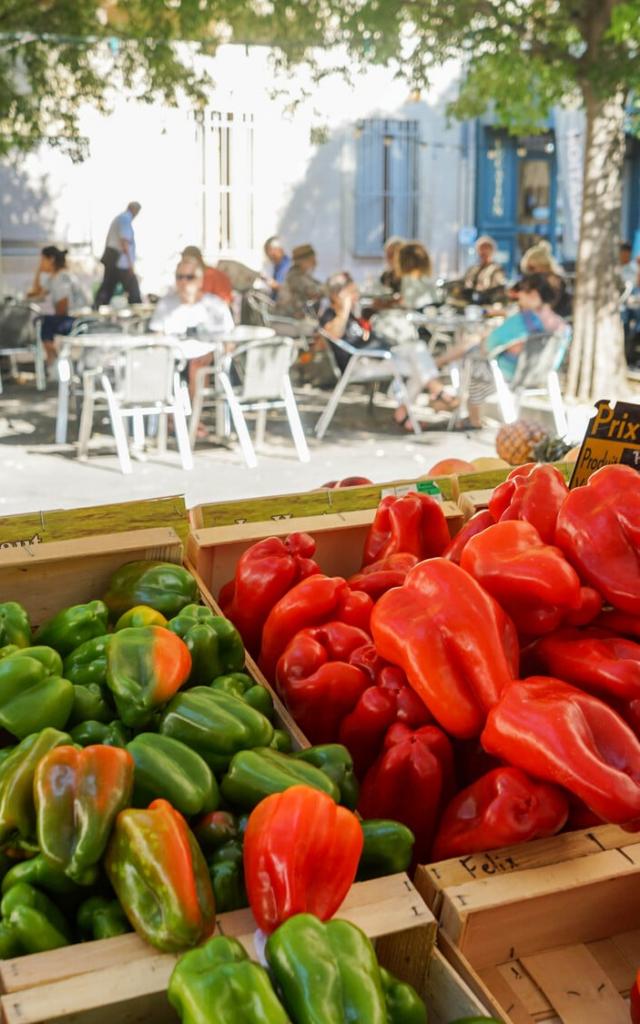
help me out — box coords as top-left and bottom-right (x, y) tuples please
(566, 88), (627, 403)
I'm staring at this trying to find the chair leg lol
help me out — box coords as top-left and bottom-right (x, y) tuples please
(157, 413), (168, 454)
(393, 374), (421, 434)
(172, 404), (194, 471)
(55, 359), (72, 444)
(255, 407), (267, 447)
(189, 384), (205, 446)
(315, 359), (356, 439)
(547, 371), (568, 437)
(77, 372), (96, 460)
(102, 376), (132, 474)
(282, 375), (310, 462)
(490, 360), (518, 424)
(0, 363), (3, 396)
(34, 340), (46, 392)
(219, 373), (257, 468)
(132, 411), (145, 451)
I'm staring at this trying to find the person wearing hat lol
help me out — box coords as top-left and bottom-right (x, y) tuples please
(275, 243), (325, 319)
(462, 236), (506, 301)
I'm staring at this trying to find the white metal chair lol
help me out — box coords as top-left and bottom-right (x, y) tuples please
(489, 329), (571, 437)
(78, 343), (193, 474)
(190, 337), (309, 468)
(246, 291), (316, 342)
(314, 328), (421, 439)
(0, 302), (46, 393)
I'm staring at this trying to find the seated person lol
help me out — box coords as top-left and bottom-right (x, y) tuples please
(264, 236), (291, 300)
(461, 236), (507, 303)
(275, 244), (325, 318)
(150, 256), (234, 411)
(517, 240), (572, 317)
(618, 242), (637, 292)
(27, 246), (84, 364)
(440, 274), (567, 431)
(320, 271), (456, 429)
(397, 242), (440, 309)
(181, 246), (233, 305)
(380, 236), (404, 293)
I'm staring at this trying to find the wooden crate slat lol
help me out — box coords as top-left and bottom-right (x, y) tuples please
(425, 947), (491, 1024)
(0, 875), (438, 1024)
(479, 964), (540, 1024)
(416, 824), (631, 914)
(521, 944), (629, 1024)
(0, 496), (188, 548)
(190, 476), (458, 530)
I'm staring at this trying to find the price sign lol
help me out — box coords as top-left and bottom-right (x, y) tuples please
(570, 399), (640, 488)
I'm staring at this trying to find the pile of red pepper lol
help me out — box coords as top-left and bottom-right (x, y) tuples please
(221, 464), (640, 864)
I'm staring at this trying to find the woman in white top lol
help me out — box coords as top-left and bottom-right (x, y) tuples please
(150, 257), (234, 436)
(27, 246), (83, 363)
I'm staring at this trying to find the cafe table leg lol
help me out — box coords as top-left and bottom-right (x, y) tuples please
(55, 357), (72, 444)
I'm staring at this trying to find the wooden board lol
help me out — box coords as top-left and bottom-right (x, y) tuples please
(0, 496), (188, 548)
(0, 874), (446, 1024)
(189, 476), (458, 529)
(416, 824), (632, 916)
(429, 838), (640, 1024)
(188, 502), (465, 599)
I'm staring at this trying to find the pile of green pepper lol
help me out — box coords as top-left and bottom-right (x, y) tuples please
(0, 560), (416, 959)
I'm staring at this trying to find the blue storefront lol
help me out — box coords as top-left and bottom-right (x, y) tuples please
(475, 122), (640, 273)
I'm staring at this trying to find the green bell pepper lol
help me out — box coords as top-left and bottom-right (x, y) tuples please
(194, 810), (238, 853)
(380, 967), (428, 1024)
(0, 920), (22, 958)
(357, 820), (415, 881)
(2, 853), (83, 897)
(208, 839), (247, 913)
(169, 935), (291, 1024)
(1, 882), (71, 953)
(168, 606), (245, 685)
(267, 914), (388, 1024)
(0, 651), (73, 739)
(106, 625), (192, 728)
(127, 733), (219, 817)
(35, 601), (109, 656)
(3, 645), (62, 675)
(270, 729), (293, 753)
(0, 602), (31, 649)
(0, 645), (20, 660)
(0, 727), (70, 843)
(105, 798), (215, 952)
(210, 672), (273, 719)
(294, 744), (359, 809)
(160, 687), (274, 773)
(69, 683), (115, 727)
(63, 635), (111, 687)
(115, 605), (168, 630)
(220, 747), (340, 811)
(77, 896), (131, 940)
(70, 718), (131, 747)
(104, 561), (198, 620)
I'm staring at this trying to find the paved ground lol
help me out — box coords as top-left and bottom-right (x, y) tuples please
(0, 375), (505, 516)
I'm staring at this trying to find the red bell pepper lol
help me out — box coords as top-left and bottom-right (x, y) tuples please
(358, 722), (454, 863)
(340, 652), (432, 778)
(556, 464), (640, 615)
(432, 766), (568, 861)
(481, 676), (640, 827)
(631, 967), (640, 1024)
(461, 520), (582, 638)
(564, 586), (603, 627)
(259, 575), (372, 682)
(219, 533), (320, 657)
(528, 627), (640, 701)
(596, 609), (640, 639)
(371, 558), (517, 739)
(276, 622), (371, 744)
(243, 784), (363, 933)
(489, 464), (568, 544)
(443, 510), (495, 564)
(348, 553), (419, 600)
(361, 491), (450, 567)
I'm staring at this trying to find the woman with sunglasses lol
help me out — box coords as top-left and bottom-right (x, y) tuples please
(150, 257), (234, 435)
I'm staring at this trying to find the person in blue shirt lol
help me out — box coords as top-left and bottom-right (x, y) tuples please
(264, 236), (291, 300)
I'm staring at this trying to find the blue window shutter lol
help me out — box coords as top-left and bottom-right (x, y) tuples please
(355, 120), (418, 256)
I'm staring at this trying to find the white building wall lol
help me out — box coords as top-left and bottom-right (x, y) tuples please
(0, 44), (470, 296)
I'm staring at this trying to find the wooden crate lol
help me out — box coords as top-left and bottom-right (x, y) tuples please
(0, 874), (488, 1024)
(188, 502), (465, 602)
(416, 829), (640, 1023)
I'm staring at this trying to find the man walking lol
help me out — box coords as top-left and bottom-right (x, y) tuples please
(95, 201), (142, 307)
